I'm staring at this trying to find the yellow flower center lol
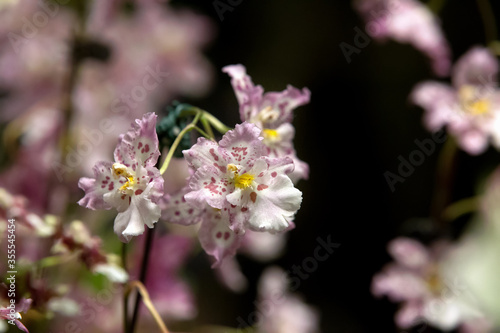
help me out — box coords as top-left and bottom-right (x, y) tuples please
(234, 173), (255, 189)
(112, 163), (136, 193)
(459, 85), (490, 116)
(227, 163), (254, 189)
(119, 176), (136, 192)
(262, 129), (280, 140)
(425, 265), (444, 295)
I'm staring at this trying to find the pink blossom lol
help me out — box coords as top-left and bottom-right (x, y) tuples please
(0, 298), (31, 333)
(372, 237), (489, 331)
(78, 113), (164, 242)
(183, 122), (302, 235)
(83, 1), (215, 120)
(354, 0), (451, 76)
(223, 64), (310, 183)
(0, 3), (74, 122)
(256, 266), (320, 333)
(162, 123), (301, 267)
(412, 46), (500, 155)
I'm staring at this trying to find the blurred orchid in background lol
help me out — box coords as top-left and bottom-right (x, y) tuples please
(412, 46), (500, 155)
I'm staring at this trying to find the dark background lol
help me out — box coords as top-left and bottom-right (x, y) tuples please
(167, 1), (500, 332)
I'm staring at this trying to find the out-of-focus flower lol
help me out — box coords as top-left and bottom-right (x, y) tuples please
(0, 107), (62, 213)
(412, 46), (500, 155)
(52, 221), (128, 283)
(223, 64), (310, 183)
(71, 1), (216, 175)
(214, 257), (248, 293)
(78, 112), (164, 242)
(0, 188), (58, 237)
(255, 266), (320, 333)
(440, 167), (500, 331)
(372, 237), (490, 331)
(47, 286), (123, 333)
(354, 0), (451, 76)
(0, 297), (31, 333)
(239, 227), (292, 262)
(183, 122), (302, 234)
(0, 188), (58, 267)
(83, 1), (215, 120)
(0, 2), (73, 122)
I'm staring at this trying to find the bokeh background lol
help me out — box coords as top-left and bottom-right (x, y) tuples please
(1, 0), (500, 332)
(178, 0), (500, 332)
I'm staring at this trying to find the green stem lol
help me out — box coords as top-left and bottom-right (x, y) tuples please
(477, 0), (498, 44)
(200, 116), (215, 139)
(202, 111), (232, 134)
(442, 196), (480, 222)
(431, 136), (459, 230)
(159, 111), (202, 175)
(179, 107), (232, 135)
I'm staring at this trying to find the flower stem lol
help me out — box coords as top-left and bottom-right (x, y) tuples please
(431, 136), (459, 231)
(442, 196), (480, 222)
(158, 107), (231, 176)
(477, 0), (498, 44)
(126, 280), (169, 333)
(159, 111), (202, 175)
(128, 226), (155, 333)
(178, 106), (232, 135)
(201, 110), (232, 134)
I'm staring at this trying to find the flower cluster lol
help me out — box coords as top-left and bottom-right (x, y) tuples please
(155, 65), (309, 267)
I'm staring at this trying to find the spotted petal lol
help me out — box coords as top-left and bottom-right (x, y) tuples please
(218, 122), (266, 171)
(114, 112), (160, 168)
(198, 209), (242, 267)
(162, 187), (205, 225)
(183, 137), (225, 171)
(78, 161), (122, 210)
(222, 64), (264, 122)
(260, 85), (311, 127)
(185, 165), (230, 209)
